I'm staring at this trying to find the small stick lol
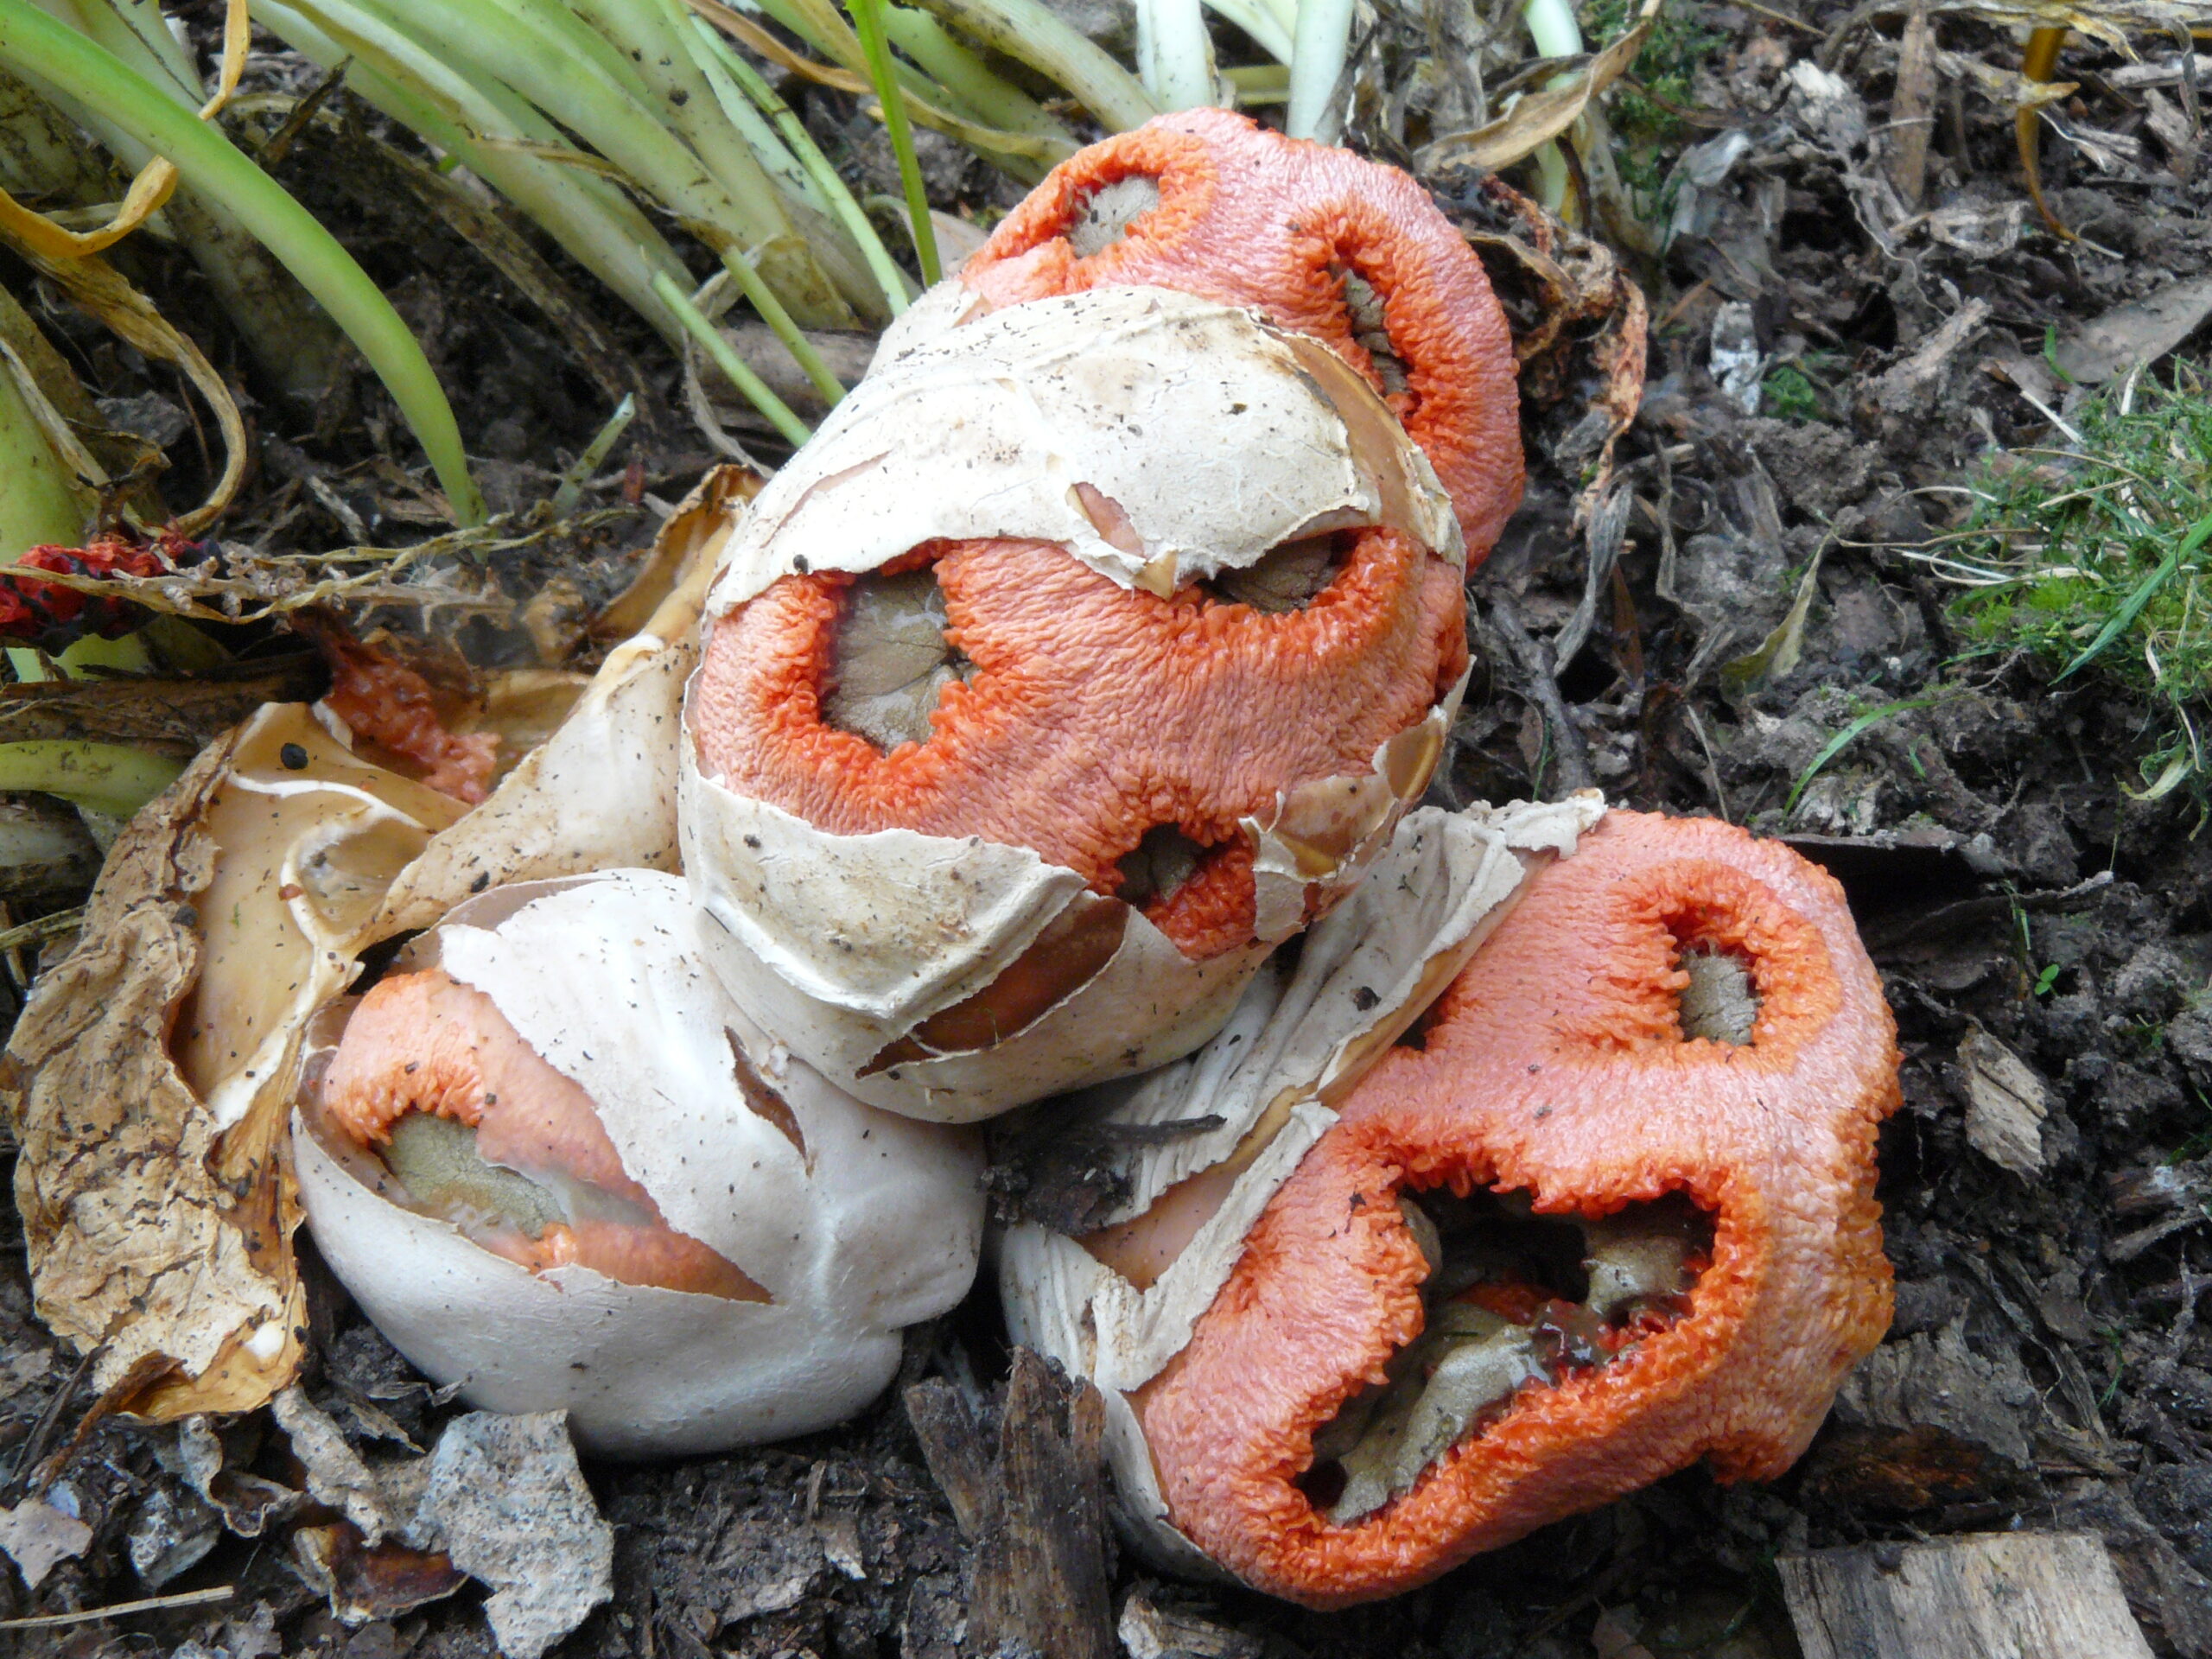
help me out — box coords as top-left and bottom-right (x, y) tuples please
(0, 1586), (236, 1631)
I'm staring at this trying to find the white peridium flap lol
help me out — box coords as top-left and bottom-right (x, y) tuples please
(296, 869), (986, 1455)
(996, 795), (1605, 1560)
(702, 287), (1463, 616)
(678, 692), (1484, 1124)
(296, 1119), (910, 1459)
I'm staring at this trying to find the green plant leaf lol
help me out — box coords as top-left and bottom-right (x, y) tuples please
(0, 0), (485, 524)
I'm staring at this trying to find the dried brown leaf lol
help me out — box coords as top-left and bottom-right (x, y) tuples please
(1, 704), (461, 1418)
(1931, 0), (2212, 54)
(1417, 0), (1662, 173)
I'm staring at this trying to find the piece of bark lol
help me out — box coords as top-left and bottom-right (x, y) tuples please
(908, 1350), (1116, 1659)
(904, 1379), (995, 1541)
(0, 658), (322, 756)
(1779, 1532), (2153, 1659)
(1885, 2), (1937, 210)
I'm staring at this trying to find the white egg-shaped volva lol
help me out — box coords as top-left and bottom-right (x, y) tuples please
(294, 868), (985, 1458)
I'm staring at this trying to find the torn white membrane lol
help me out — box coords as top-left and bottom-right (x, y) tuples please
(296, 870), (986, 1458)
(680, 691), (1471, 1124)
(702, 286), (1462, 615)
(997, 795), (1605, 1567)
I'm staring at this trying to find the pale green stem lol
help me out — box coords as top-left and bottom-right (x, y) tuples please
(0, 739), (182, 815)
(716, 0), (1049, 179)
(1200, 0), (1291, 64)
(0, 0), (485, 523)
(8, 632), (153, 683)
(1287, 0), (1353, 140)
(40, 0), (197, 99)
(571, 0), (811, 224)
(652, 270), (812, 448)
(0, 64), (97, 198)
(713, 249), (846, 405)
(904, 0), (1159, 130)
(334, 0), (850, 323)
(1521, 0), (1580, 57)
(257, 0), (696, 346)
(696, 22), (914, 313)
(1522, 0), (1582, 214)
(1224, 60), (1288, 98)
(848, 0), (941, 284)
(672, 10), (823, 210)
(1135, 0), (1217, 110)
(1250, 0), (1296, 42)
(880, 6), (1073, 145)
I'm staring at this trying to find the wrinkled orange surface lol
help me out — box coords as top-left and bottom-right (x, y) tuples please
(324, 970), (766, 1300)
(961, 108), (1524, 560)
(308, 623), (498, 804)
(693, 532), (1465, 958)
(1135, 811), (1900, 1605)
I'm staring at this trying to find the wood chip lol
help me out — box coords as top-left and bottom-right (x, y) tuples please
(1886, 2), (1938, 209)
(1959, 1025), (2052, 1178)
(1780, 1531), (2153, 1659)
(907, 1350), (1116, 1659)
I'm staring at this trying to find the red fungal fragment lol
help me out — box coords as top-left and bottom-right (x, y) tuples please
(958, 109), (1524, 562)
(1132, 811), (1900, 1605)
(302, 619), (498, 804)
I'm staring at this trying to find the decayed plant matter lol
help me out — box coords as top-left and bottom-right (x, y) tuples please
(0, 487), (739, 1418)
(3, 702), (464, 1418)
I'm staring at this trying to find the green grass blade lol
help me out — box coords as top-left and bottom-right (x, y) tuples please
(696, 20), (914, 312)
(671, 10), (824, 209)
(1785, 696), (1939, 815)
(880, 6), (1075, 147)
(2056, 511), (2212, 683)
(847, 0), (942, 284)
(711, 246), (847, 406)
(550, 392), (636, 515)
(652, 270), (813, 449)
(340, 0), (853, 323)
(0, 0), (485, 524)
(260, 0), (696, 346)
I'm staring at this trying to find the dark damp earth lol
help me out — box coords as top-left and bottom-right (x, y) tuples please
(7, 0), (2212, 1653)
